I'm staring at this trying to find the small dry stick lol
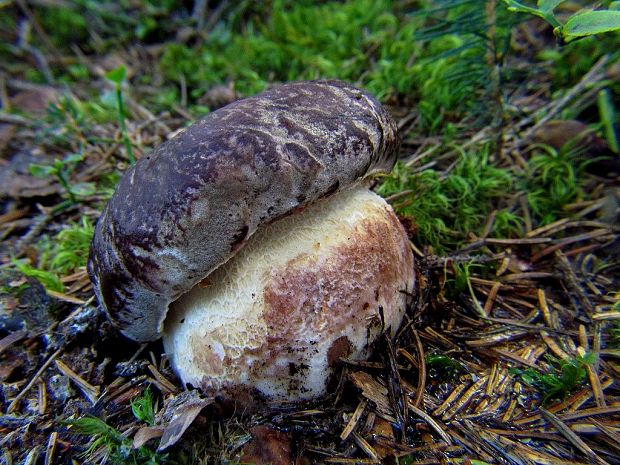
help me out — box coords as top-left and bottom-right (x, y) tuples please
(538, 289), (555, 329)
(147, 364), (178, 394)
(576, 346), (606, 408)
(55, 359), (100, 403)
(352, 432), (380, 461)
(412, 329), (426, 408)
(442, 377), (488, 421)
(539, 408), (610, 465)
(7, 348), (62, 414)
(517, 55), (610, 138)
(482, 281), (501, 315)
(433, 382), (468, 417)
(38, 379), (47, 415)
(407, 401), (452, 444)
(340, 399), (367, 441)
(555, 250), (595, 317)
(44, 432), (57, 465)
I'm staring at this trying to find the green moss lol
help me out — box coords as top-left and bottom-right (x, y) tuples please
(426, 354), (465, 381)
(36, 6), (89, 48)
(523, 146), (587, 225)
(547, 35), (620, 90)
(379, 136), (596, 251)
(377, 149), (520, 252)
(13, 218), (94, 292)
(512, 353), (596, 404)
(161, 0), (402, 97)
(131, 387), (156, 426)
(12, 259), (65, 293)
(45, 217), (94, 275)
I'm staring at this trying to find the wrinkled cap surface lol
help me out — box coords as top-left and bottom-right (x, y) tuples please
(88, 80), (400, 341)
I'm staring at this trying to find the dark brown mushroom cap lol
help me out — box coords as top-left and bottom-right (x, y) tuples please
(88, 80), (399, 342)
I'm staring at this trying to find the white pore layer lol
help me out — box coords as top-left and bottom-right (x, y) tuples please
(163, 185), (414, 403)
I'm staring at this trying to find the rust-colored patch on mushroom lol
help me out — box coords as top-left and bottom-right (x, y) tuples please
(327, 336), (353, 367)
(260, 204), (413, 375)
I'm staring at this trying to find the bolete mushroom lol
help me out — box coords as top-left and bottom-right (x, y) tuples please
(88, 80), (415, 406)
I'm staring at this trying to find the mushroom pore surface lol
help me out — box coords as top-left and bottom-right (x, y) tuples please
(163, 185), (414, 404)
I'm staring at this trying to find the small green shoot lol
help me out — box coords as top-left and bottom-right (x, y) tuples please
(425, 354), (465, 382)
(29, 151), (95, 204)
(12, 218), (94, 293)
(11, 258), (65, 293)
(512, 353), (595, 404)
(524, 145), (585, 225)
(501, 1), (620, 43)
(598, 89), (619, 153)
(67, 415), (165, 465)
(45, 217), (94, 275)
(106, 66), (135, 164)
(446, 262), (476, 296)
(68, 387), (162, 464)
(131, 387), (156, 426)
(67, 416), (123, 459)
(609, 296), (620, 348)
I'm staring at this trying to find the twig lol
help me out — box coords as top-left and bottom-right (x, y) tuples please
(7, 348), (63, 413)
(531, 229), (614, 262)
(516, 55), (610, 139)
(54, 359), (100, 403)
(0, 112), (33, 126)
(340, 399), (367, 441)
(44, 432), (57, 465)
(37, 379), (46, 415)
(411, 329), (426, 408)
(555, 250), (595, 316)
(382, 332), (407, 442)
(407, 401), (452, 444)
(147, 364), (178, 394)
(539, 408), (610, 465)
(0, 330), (27, 356)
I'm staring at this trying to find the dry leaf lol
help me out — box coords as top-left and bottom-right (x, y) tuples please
(11, 88), (59, 115)
(151, 390), (212, 451)
(133, 426), (164, 449)
(240, 425), (293, 465)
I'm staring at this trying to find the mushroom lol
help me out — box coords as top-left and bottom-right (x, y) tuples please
(88, 80), (415, 406)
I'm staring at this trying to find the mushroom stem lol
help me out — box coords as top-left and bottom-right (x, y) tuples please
(163, 185), (414, 405)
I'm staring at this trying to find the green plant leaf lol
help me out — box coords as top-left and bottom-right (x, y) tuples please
(12, 259), (64, 292)
(66, 415), (121, 440)
(69, 182), (96, 197)
(501, 0), (541, 15)
(53, 159), (65, 171)
(598, 89), (619, 153)
(563, 9), (620, 41)
(28, 164), (54, 177)
(131, 387), (155, 426)
(63, 152), (85, 164)
(105, 65), (126, 84)
(538, 0), (565, 13)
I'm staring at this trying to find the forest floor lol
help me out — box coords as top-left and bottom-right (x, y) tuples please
(0, 1), (619, 464)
